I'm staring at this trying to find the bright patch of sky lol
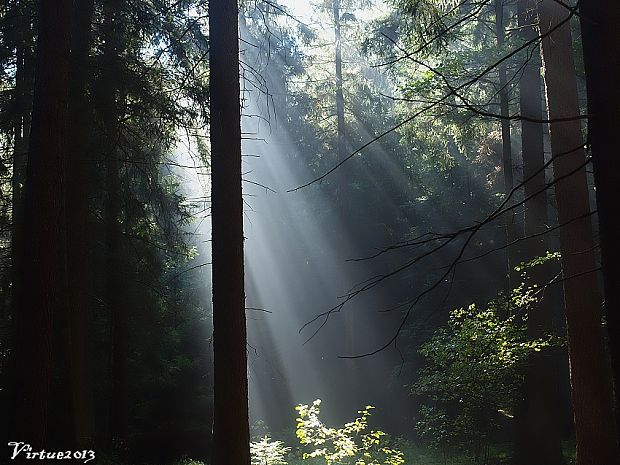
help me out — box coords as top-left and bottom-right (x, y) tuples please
(277, 0), (313, 22)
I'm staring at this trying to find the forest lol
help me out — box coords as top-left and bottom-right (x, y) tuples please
(0, 0), (619, 464)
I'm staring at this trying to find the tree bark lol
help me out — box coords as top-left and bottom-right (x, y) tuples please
(9, 0), (72, 449)
(538, 1), (620, 463)
(333, 0), (346, 161)
(209, 1), (250, 464)
(332, 0), (359, 404)
(515, 1), (565, 463)
(494, 0), (517, 290)
(66, 0), (96, 449)
(9, 0), (33, 299)
(578, 0), (620, 436)
(101, 0), (128, 447)
(494, 0), (513, 197)
(3, 0), (34, 448)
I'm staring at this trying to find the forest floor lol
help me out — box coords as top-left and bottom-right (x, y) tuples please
(99, 439), (576, 465)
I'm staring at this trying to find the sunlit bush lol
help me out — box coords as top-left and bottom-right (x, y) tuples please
(251, 436), (291, 465)
(295, 399), (405, 465)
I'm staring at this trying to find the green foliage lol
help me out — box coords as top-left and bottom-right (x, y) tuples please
(413, 283), (558, 455)
(175, 459), (207, 465)
(514, 251), (561, 272)
(295, 399), (405, 465)
(251, 436), (291, 465)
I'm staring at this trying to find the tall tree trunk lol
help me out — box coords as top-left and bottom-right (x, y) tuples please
(66, 0), (96, 448)
(209, 1), (250, 464)
(333, 0), (346, 163)
(332, 0), (358, 403)
(101, 0), (128, 447)
(9, 0), (33, 300)
(494, 0), (517, 289)
(515, 1), (565, 463)
(578, 0), (620, 436)
(9, 0), (72, 449)
(3, 0), (34, 447)
(538, 1), (620, 463)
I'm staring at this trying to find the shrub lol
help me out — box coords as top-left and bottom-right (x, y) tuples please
(251, 436), (291, 465)
(413, 262), (561, 460)
(295, 399), (404, 465)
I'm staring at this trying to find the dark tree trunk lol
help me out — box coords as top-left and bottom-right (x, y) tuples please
(514, 1), (565, 463)
(101, 0), (128, 447)
(494, 0), (513, 196)
(66, 0), (96, 448)
(2, 0), (34, 447)
(579, 0), (620, 436)
(9, 0), (33, 299)
(9, 0), (72, 449)
(209, 1), (250, 464)
(494, 0), (517, 289)
(538, 1), (620, 463)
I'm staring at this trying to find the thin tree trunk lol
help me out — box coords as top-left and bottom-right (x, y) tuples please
(209, 1), (250, 464)
(494, 0), (513, 197)
(494, 0), (518, 291)
(333, 0), (358, 402)
(515, 1), (565, 463)
(334, 0), (345, 163)
(578, 0), (620, 436)
(538, 1), (620, 463)
(9, 0), (72, 449)
(66, 0), (96, 448)
(9, 0), (31, 290)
